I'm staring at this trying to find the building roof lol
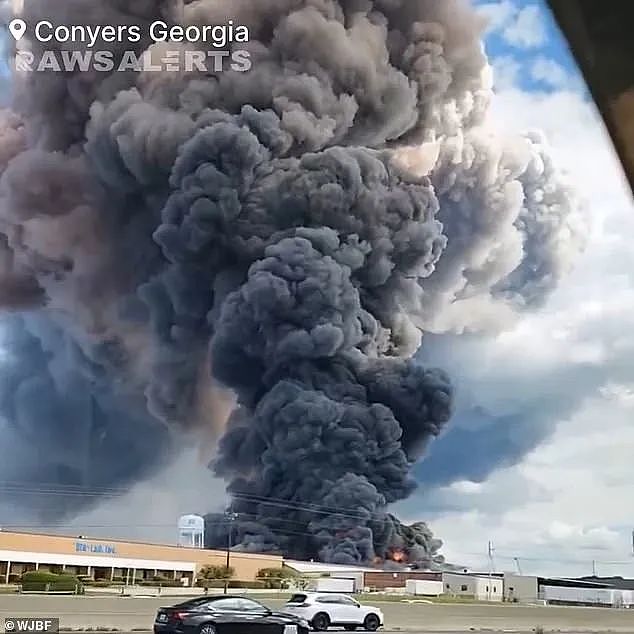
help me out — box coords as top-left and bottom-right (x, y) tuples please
(578, 576), (634, 590)
(443, 570), (503, 579)
(538, 577), (613, 589)
(283, 560), (376, 574)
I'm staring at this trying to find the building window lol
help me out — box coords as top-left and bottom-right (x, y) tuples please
(461, 585), (468, 591)
(446, 584), (450, 589)
(494, 586), (497, 592)
(486, 586), (489, 592)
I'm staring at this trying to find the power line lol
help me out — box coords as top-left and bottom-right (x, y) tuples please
(450, 550), (634, 567)
(0, 481), (404, 523)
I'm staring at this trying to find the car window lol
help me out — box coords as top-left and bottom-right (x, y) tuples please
(338, 597), (358, 606)
(205, 598), (243, 612)
(235, 598), (268, 612)
(175, 598), (214, 612)
(316, 595), (342, 604)
(287, 594), (308, 604)
(176, 598), (213, 609)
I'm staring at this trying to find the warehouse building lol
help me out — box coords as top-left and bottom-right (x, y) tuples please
(284, 560), (449, 593)
(283, 560), (375, 592)
(442, 571), (504, 602)
(0, 530), (282, 586)
(503, 573), (539, 603)
(578, 576), (634, 591)
(537, 576), (634, 607)
(364, 570), (442, 591)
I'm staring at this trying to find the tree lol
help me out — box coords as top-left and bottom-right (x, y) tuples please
(256, 567), (298, 589)
(198, 565), (234, 580)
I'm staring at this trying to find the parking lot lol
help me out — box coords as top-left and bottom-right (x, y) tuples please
(0, 595), (634, 632)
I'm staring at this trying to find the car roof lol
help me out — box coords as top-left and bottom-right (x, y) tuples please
(291, 592), (353, 598)
(173, 595), (260, 607)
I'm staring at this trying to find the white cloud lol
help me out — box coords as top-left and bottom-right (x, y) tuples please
(427, 394), (634, 577)
(408, 75), (634, 577)
(477, 0), (516, 33)
(491, 55), (522, 91)
(477, 2), (547, 49)
(503, 5), (546, 48)
(530, 56), (583, 92)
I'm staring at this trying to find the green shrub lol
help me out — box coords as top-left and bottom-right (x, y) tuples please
(21, 572), (63, 583)
(21, 571), (82, 593)
(138, 580), (183, 588)
(228, 580), (266, 589)
(21, 581), (80, 592)
(21, 582), (48, 592)
(196, 579), (225, 588)
(195, 579), (265, 590)
(257, 567), (296, 579)
(256, 567), (296, 589)
(198, 565), (234, 580)
(263, 579), (282, 589)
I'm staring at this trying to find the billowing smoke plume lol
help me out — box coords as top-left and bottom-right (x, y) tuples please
(0, 0), (583, 565)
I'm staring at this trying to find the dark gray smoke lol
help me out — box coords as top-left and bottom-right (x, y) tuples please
(0, 0), (583, 565)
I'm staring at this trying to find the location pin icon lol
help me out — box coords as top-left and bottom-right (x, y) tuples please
(8, 18), (26, 41)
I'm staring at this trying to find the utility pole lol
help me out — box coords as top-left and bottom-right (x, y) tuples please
(592, 559), (597, 577)
(224, 511), (238, 595)
(513, 557), (523, 576)
(487, 541), (495, 601)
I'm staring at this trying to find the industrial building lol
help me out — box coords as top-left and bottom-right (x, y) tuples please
(503, 573), (538, 603)
(537, 577), (634, 608)
(283, 560), (374, 593)
(283, 560), (447, 593)
(0, 530), (282, 586)
(442, 571), (504, 602)
(3, 527), (634, 609)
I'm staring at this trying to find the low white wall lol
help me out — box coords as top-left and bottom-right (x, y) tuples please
(86, 586), (288, 597)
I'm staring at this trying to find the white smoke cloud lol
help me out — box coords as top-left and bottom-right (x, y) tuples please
(399, 58), (634, 577)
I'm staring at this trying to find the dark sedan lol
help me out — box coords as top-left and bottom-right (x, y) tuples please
(154, 595), (310, 634)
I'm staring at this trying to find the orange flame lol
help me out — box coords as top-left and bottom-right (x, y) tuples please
(388, 548), (407, 563)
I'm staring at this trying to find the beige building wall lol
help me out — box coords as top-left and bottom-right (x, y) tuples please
(0, 531), (282, 581)
(442, 572), (503, 602)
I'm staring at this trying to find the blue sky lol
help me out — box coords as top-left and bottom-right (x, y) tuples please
(398, 0), (634, 578)
(476, 0), (584, 94)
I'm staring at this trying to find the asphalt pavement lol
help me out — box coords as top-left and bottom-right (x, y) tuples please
(0, 595), (633, 633)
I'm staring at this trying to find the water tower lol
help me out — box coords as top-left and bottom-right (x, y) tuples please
(177, 514), (205, 548)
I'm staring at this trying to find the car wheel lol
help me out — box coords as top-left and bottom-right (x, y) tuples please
(198, 624), (216, 634)
(311, 612), (330, 631)
(363, 614), (380, 631)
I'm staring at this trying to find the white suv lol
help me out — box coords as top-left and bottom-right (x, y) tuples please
(282, 592), (384, 631)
